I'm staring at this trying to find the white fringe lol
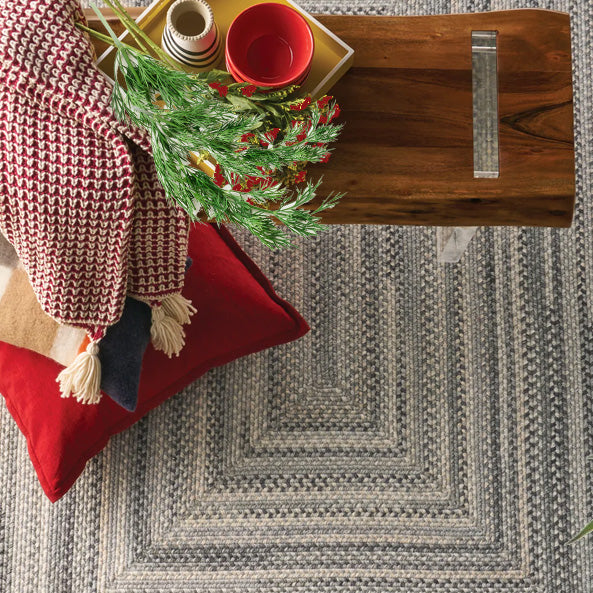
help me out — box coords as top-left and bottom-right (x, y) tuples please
(161, 293), (197, 326)
(56, 340), (102, 405)
(151, 305), (186, 357)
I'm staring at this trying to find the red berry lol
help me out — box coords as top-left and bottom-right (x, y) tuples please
(213, 164), (225, 187)
(330, 104), (341, 121)
(241, 85), (257, 96)
(262, 127), (280, 144)
(294, 170), (307, 183)
(209, 82), (227, 97)
(290, 97), (312, 111)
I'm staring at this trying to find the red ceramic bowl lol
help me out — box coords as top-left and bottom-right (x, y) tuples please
(225, 2), (314, 89)
(226, 46), (311, 87)
(225, 39), (312, 86)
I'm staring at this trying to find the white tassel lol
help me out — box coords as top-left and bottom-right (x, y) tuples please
(161, 293), (197, 326)
(151, 305), (186, 357)
(56, 340), (102, 405)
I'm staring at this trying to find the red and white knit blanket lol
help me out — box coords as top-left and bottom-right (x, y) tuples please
(0, 0), (193, 403)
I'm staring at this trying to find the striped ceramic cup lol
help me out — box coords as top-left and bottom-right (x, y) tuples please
(161, 0), (222, 70)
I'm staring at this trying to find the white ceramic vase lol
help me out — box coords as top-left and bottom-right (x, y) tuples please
(161, 0), (222, 70)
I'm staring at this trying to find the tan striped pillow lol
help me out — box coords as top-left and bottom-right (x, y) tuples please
(0, 233), (85, 366)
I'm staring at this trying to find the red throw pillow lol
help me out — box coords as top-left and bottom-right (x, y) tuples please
(0, 224), (308, 502)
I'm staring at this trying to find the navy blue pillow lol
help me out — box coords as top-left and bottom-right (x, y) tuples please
(98, 297), (151, 412)
(98, 257), (193, 412)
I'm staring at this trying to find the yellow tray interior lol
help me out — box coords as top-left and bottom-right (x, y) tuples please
(96, 0), (353, 98)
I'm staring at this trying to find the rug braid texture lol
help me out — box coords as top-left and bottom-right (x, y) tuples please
(1, 0), (593, 591)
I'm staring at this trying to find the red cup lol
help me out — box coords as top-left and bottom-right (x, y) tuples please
(225, 3), (314, 89)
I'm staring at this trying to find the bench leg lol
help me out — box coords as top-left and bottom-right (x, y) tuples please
(436, 227), (478, 263)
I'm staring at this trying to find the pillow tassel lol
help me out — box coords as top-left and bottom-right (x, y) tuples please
(56, 339), (102, 404)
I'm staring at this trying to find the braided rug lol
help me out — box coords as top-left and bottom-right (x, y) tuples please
(0, 0), (592, 591)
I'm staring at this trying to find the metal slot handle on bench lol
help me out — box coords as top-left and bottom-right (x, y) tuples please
(437, 30), (500, 263)
(472, 30), (499, 179)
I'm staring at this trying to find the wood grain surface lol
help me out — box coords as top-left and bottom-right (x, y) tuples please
(87, 8), (575, 227)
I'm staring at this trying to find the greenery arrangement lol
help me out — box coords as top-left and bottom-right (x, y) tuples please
(80, 0), (344, 248)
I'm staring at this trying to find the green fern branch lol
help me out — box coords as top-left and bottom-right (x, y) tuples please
(82, 2), (344, 248)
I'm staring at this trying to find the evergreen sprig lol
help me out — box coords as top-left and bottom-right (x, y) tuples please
(84, 0), (344, 249)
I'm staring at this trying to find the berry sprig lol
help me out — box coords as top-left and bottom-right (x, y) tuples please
(83, 1), (344, 248)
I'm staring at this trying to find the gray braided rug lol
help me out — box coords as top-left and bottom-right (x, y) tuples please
(1, 0), (593, 591)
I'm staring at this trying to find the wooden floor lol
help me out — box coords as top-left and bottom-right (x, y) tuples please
(88, 8), (575, 228)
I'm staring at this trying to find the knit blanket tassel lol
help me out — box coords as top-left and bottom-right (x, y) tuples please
(151, 294), (197, 358)
(57, 339), (102, 404)
(55, 294), (195, 404)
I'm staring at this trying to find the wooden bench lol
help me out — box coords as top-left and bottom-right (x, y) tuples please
(89, 8), (575, 261)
